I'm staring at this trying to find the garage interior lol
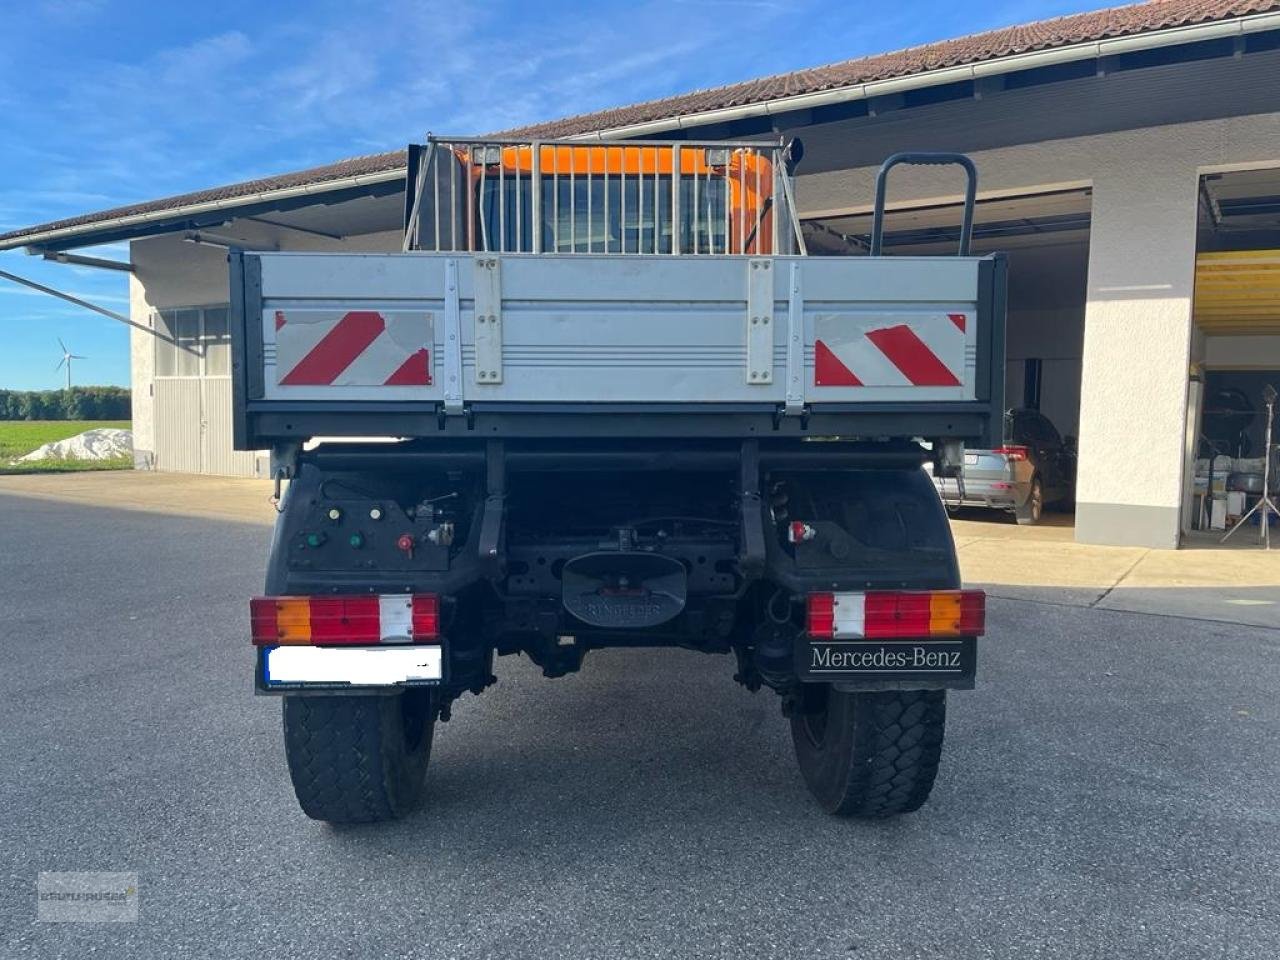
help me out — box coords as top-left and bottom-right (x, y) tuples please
(804, 189), (1091, 520)
(1187, 166), (1280, 542)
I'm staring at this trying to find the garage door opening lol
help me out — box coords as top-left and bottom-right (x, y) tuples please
(803, 189), (1091, 528)
(1186, 167), (1280, 546)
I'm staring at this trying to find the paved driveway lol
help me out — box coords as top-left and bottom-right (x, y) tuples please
(1, 489), (1278, 959)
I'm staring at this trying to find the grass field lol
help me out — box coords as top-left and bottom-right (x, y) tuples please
(0, 420), (132, 474)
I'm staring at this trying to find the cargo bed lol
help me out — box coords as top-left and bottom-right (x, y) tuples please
(229, 249), (1005, 447)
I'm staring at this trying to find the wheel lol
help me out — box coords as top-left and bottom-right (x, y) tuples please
(282, 690), (435, 823)
(790, 685), (946, 817)
(1015, 476), (1043, 525)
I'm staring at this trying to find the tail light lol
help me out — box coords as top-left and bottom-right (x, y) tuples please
(806, 590), (985, 639)
(806, 592), (835, 638)
(250, 594), (440, 646)
(994, 445), (1029, 462)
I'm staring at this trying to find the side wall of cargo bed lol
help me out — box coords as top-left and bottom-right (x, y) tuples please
(229, 251), (1004, 447)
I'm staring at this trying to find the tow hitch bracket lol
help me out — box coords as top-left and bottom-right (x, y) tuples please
(739, 440), (766, 578)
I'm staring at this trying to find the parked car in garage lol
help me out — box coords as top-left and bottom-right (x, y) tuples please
(926, 409), (1076, 524)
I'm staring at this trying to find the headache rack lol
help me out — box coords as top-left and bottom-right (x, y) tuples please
(402, 136), (806, 257)
(229, 139), (1005, 449)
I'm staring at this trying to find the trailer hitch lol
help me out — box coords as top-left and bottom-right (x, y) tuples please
(561, 552), (687, 629)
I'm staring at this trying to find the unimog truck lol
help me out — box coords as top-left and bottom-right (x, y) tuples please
(235, 137), (1003, 822)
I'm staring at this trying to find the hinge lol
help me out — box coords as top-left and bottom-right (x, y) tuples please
(783, 260), (805, 416)
(473, 256), (503, 385)
(745, 259), (773, 385)
(442, 257), (464, 414)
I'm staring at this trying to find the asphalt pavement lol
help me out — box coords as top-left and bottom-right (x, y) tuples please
(1, 490), (1278, 959)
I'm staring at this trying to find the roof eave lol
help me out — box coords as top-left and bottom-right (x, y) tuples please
(563, 9), (1280, 140)
(0, 167), (407, 254)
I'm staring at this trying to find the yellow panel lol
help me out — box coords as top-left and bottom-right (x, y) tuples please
(1194, 249), (1280, 334)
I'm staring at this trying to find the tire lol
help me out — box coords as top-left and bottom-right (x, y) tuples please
(282, 690), (435, 823)
(1015, 477), (1043, 526)
(790, 685), (946, 818)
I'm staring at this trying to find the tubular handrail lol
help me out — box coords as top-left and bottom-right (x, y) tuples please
(870, 152), (978, 257)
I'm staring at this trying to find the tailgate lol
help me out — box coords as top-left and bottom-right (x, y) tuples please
(231, 251), (1004, 445)
(962, 450), (1014, 480)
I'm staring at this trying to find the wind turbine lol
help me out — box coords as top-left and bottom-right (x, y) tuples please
(56, 337), (87, 390)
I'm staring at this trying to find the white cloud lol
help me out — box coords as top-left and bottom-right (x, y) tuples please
(2, 286), (130, 306)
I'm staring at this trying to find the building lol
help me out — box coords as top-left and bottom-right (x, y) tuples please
(3, 0), (1279, 548)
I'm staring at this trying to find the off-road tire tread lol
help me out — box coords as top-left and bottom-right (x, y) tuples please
(792, 688), (946, 818)
(839, 690), (946, 817)
(282, 695), (431, 823)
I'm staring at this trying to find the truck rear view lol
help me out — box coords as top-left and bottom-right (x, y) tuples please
(233, 137), (1005, 822)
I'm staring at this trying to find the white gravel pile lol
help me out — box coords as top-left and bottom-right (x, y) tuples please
(17, 428), (134, 462)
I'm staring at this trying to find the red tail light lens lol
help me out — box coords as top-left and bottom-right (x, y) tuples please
(955, 591), (986, 635)
(806, 592), (835, 639)
(250, 596), (282, 644)
(308, 596), (381, 644)
(411, 595), (439, 640)
(994, 445), (1029, 461)
(864, 592), (931, 638)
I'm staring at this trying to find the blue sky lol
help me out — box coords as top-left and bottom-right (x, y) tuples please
(0, 0), (1104, 390)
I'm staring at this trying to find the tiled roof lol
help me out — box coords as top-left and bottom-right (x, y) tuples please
(500, 0), (1279, 138)
(0, 150), (408, 248)
(3, 0), (1275, 248)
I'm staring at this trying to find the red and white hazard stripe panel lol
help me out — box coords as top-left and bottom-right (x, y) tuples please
(813, 312), (970, 390)
(272, 310), (433, 387)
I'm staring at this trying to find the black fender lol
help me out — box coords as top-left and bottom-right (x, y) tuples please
(762, 467), (960, 593)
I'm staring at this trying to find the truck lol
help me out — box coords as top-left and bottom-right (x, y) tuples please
(235, 136), (1005, 823)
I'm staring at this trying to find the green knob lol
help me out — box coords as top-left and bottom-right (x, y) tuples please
(305, 532), (326, 548)
(349, 532), (365, 549)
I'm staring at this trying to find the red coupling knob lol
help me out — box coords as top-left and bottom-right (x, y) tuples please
(788, 521), (817, 544)
(396, 533), (416, 558)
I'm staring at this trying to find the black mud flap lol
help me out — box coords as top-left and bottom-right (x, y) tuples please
(562, 552), (687, 628)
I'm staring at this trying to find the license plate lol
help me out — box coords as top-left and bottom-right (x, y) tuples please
(797, 638), (976, 683)
(260, 645), (443, 689)
(964, 453), (979, 465)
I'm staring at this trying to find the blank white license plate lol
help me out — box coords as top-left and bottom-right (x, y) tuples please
(263, 645), (442, 687)
(964, 454), (979, 465)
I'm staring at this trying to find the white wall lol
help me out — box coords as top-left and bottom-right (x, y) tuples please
(1202, 335), (1280, 369)
(796, 110), (1280, 548)
(128, 238), (229, 468)
(129, 225), (401, 472)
